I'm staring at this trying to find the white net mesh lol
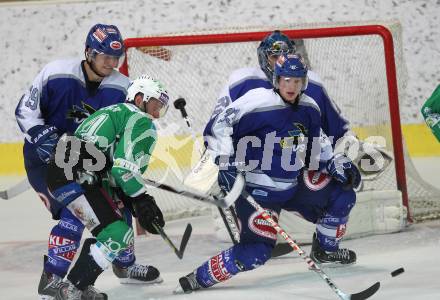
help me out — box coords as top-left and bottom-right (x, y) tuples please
(125, 20), (440, 222)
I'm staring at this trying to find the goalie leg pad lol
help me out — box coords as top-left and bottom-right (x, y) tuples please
(195, 242), (272, 288)
(45, 208), (85, 277)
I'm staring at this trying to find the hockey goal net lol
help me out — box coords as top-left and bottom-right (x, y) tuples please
(120, 21), (440, 238)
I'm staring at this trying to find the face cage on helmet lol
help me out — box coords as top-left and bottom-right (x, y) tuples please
(87, 48), (125, 69)
(260, 45), (295, 81)
(143, 95), (169, 118)
(266, 40), (294, 57)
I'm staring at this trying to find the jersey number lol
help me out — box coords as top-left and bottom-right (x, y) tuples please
(24, 87), (39, 110)
(78, 114), (109, 139)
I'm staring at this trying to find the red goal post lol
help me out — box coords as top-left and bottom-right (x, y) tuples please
(120, 24), (410, 221)
(120, 21), (440, 231)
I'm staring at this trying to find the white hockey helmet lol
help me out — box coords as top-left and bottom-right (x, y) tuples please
(126, 74), (169, 118)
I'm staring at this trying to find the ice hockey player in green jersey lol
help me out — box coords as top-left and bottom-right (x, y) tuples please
(46, 74), (170, 299)
(421, 85), (440, 142)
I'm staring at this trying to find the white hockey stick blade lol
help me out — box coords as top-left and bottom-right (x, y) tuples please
(221, 173), (245, 208)
(0, 178), (31, 200)
(142, 173), (244, 208)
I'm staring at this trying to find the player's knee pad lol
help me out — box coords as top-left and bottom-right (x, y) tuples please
(45, 209), (85, 277)
(328, 185), (356, 217)
(316, 213), (349, 252)
(232, 242), (272, 271)
(195, 242), (272, 288)
(95, 220), (134, 263)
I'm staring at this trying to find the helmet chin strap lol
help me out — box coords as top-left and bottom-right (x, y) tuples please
(87, 59), (107, 78)
(85, 50), (107, 79)
(274, 88), (301, 106)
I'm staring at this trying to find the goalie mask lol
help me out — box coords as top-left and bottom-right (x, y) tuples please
(257, 30), (296, 81)
(126, 74), (170, 118)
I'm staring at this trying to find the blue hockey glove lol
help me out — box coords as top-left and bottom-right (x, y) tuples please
(27, 125), (59, 163)
(326, 153), (361, 190)
(215, 156), (244, 193)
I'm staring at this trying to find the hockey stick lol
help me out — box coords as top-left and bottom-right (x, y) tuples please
(142, 174), (245, 209)
(244, 192), (380, 300)
(152, 222), (193, 259)
(271, 242), (295, 258)
(0, 178), (31, 200)
(174, 98), (241, 244)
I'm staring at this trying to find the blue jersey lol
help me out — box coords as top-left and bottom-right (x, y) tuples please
(206, 87), (322, 202)
(15, 58), (130, 143)
(205, 67), (349, 144)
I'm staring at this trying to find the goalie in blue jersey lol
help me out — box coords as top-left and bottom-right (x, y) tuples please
(15, 24), (161, 300)
(176, 54), (361, 293)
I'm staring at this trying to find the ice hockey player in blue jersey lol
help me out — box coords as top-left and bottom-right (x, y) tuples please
(176, 54), (360, 293)
(15, 24), (160, 299)
(206, 30), (360, 265)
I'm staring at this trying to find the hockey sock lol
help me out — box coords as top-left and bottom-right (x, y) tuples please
(112, 244), (136, 268)
(95, 220), (134, 262)
(113, 208), (136, 268)
(195, 242), (272, 288)
(67, 238), (104, 290)
(45, 208), (84, 277)
(316, 213), (349, 252)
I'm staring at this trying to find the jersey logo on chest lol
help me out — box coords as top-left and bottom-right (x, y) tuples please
(280, 122), (308, 149)
(67, 102), (96, 124)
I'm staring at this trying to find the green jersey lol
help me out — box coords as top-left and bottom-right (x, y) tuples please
(421, 85), (440, 142)
(75, 103), (157, 197)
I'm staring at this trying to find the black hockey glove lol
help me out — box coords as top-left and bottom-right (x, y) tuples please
(132, 193), (165, 234)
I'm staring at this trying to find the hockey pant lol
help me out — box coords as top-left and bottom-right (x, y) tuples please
(283, 170), (356, 252)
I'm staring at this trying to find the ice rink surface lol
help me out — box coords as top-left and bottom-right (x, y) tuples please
(0, 209), (439, 300)
(1, 158), (439, 300)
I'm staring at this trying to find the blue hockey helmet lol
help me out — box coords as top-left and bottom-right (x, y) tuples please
(85, 23), (124, 58)
(257, 30), (296, 81)
(273, 54), (308, 90)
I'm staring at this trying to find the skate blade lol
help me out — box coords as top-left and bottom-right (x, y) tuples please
(38, 294), (54, 300)
(119, 276), (163, 284)
(173, 285), (185, 295)
(309, 261), (356, 269)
